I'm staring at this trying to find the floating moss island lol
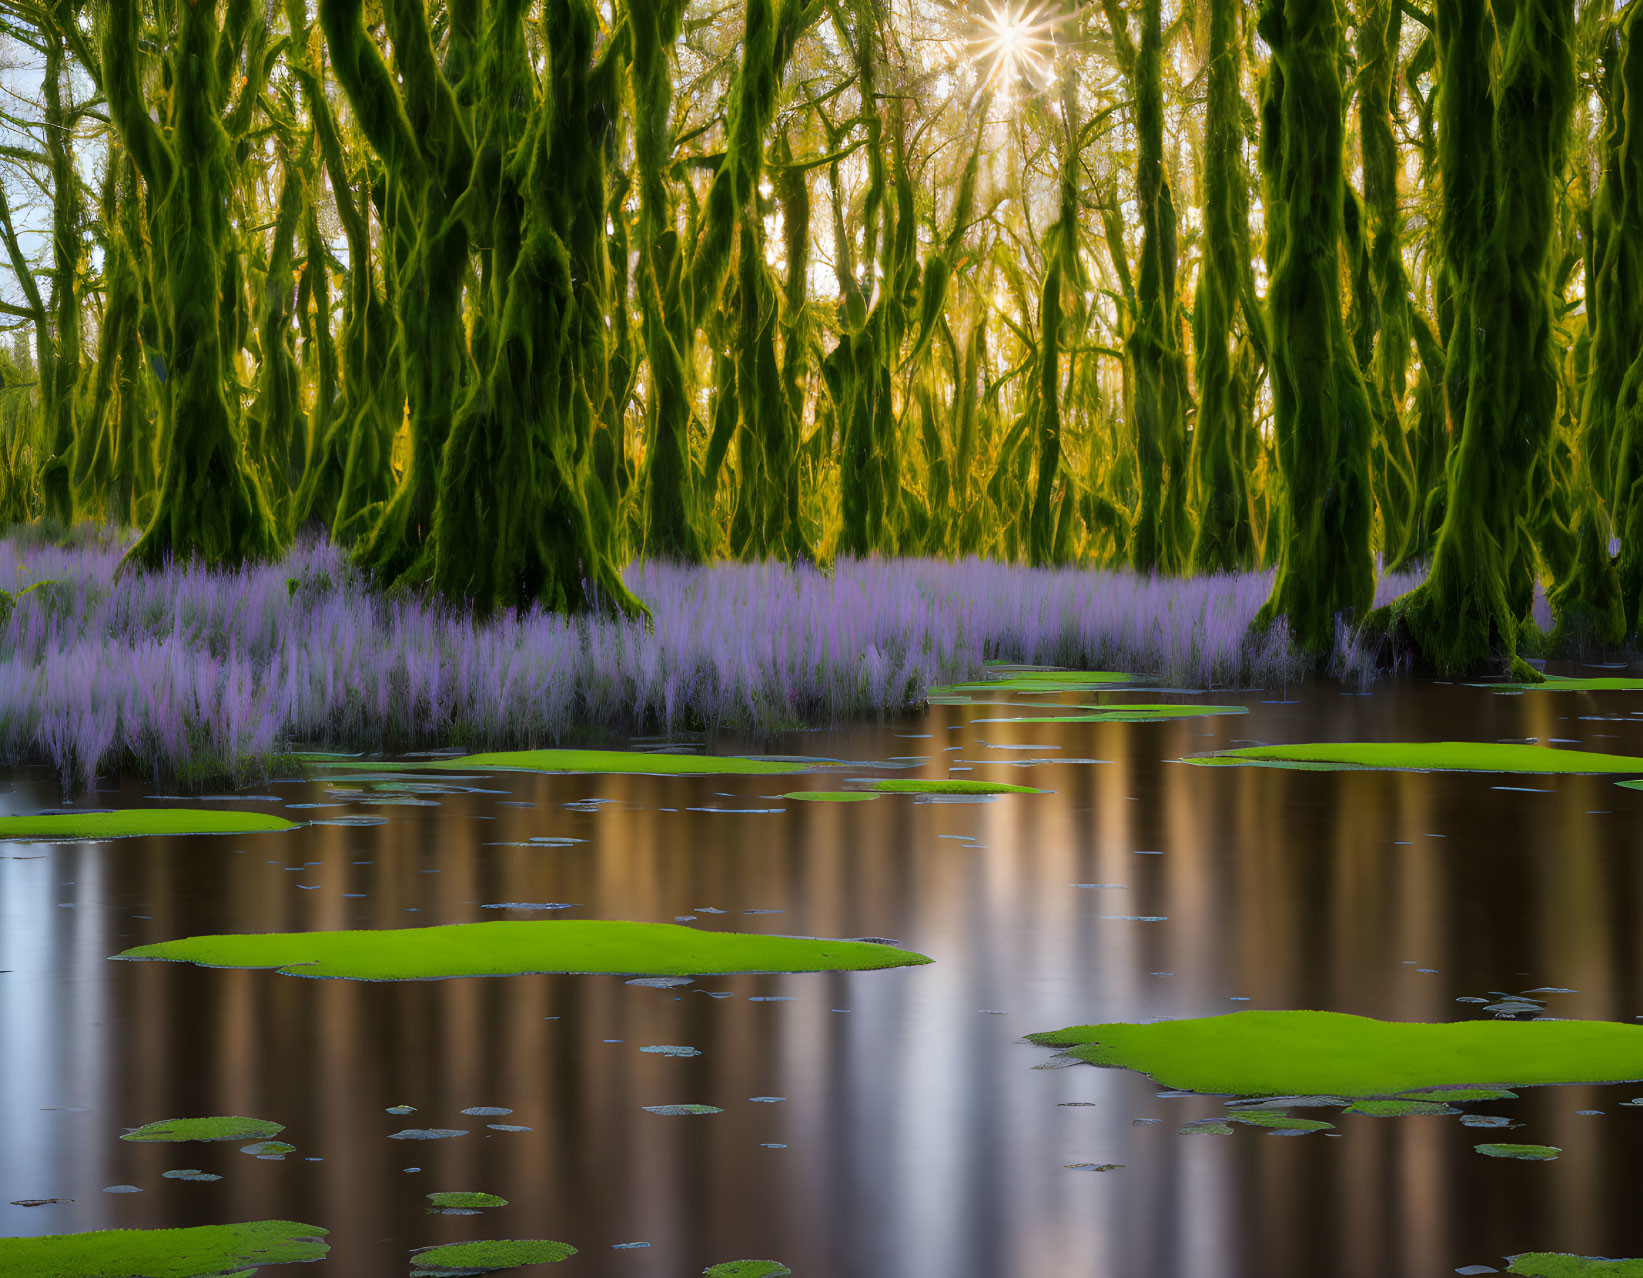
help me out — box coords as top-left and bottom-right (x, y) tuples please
(1027, 1010), (1643, 1096)
(115, 919), (933, 980)
(409, 1239), (576, 1276)
(1186, 742), (1643, 775)
(0, 809), (298, 841)
(121, 1116), (285, 1143)
(0, 1220), (328, 1277)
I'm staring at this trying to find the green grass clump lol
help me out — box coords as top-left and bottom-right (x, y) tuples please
(1344, 1099), (1457, 1117)
(426, 1191), (506, 1210)
(1507, 1255), (1643, 1276)
(116, 919), (933, 979)
(932, 670), (1140, 694)
(783, 791), (879, 803)
(1187, 741), (1643, 774)
(704, 1264), (793, 1277)
(1477, 1143), (1561, 1161)
(121, 1117), (284, 1143)
(429, 749), (819, 776)
(0, 810), (297, 841)
(864, 778), (1043, 795)
(1027, 1010), (1643, 1096)
(410, 1239), (576, 1275)
(0, 1220), (328, 1276)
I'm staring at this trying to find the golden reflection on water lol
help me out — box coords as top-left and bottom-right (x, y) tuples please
(3, 681), (1643, 1274)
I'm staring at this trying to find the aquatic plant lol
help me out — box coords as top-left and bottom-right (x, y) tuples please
(1188, 741), (1643, 774)
(0, 1220), (329, 1277)
(1028, 1010), (1643, 1095)
(116, 919), (934, 978)
(0, 810), (297, 840)
(0, 535), (1398, 786)
(121, 1117), (285, 1143)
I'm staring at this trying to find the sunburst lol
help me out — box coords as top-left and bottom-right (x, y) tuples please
(968, 0), (1060, 96)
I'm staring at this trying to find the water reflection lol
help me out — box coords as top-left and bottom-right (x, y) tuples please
(3, 680), (1643, 1274)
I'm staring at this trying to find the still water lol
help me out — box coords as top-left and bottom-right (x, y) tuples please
(5, 677), (1643, 1276)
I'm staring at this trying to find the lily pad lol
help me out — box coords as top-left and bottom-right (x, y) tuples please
(388, 1129), (467, 1141)
(239, 1142), (296, 1157)
(116, 920), (932, 980)
(162, 1170), (221, 1182)
(1498, 676), (1643, 692)
(1185, 742), (1643, 775)
(703, 1264), (792, 1278)
(1476, 1142), (1561, 1160)
(426, 1192), (506, 1210)
(427, 750), (820, 776)
(409, 1239), (576, 1276)
(1222, 1109), (1333, 1131)
(1179, 1121), (1236, 1135)
(782, 791), (879, 803)
(122, 1117), (284, 1143)
(0, 1220), (328, 1276)
(641, 1104), (722, 1116)
(1026, 1010), (1643, 1096)
(0, 810), (297, 842)
(639, 1045), (701, 1057)
(976, 705), (1247, 724)
(1507, 1255), (1643, 1276)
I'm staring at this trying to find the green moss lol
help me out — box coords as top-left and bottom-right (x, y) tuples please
(1344, 1099), (1457, 1117)
(865, 779), (1042, 795)
(982, 705), (1247, 723)
(116, 919), (933, 979)
(1397, 1087), (1517, 1102)
(1027, 1010), (1643, 1096)
(1498, 677), (1643, 692)
(426, 1192), (506, 1210)
(1179, 1120), (1236, 1135)
(1188, 742), (1643, 774)
(1224, 1109), (1334, 1131)
(1508, 1256), (1643, 1276)
(0, 1220), (328, 1277)
(0, 810), (297, 841)
(932, 671), (1140, 694)
(429, 750), (819, 776)
(783, 792), (880, 803)
(239, 1142), (295, 1157)
(704, 1264), (792, 1278)
(409, 1239), (576, 1276)
(1476, 1143), (1561, 1161)
(121, 1117), (284, 1143)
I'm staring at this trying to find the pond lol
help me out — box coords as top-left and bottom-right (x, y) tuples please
(4, 675), (1643, 1277)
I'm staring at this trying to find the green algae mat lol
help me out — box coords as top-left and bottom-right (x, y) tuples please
(0, 1220), (328, 1277)
(931, 670), (1141, 694)
(784, 790), (880, 803)
(121, 1116), (284, 1143)
(116, 919), (933, 979)
(410, 1239), (575, 1275)
(431, 749), (819, 776)
(1186, 741), (1643, 774)
(1495, 675), (1643, 692)
(704, 1265), (792, 1278)
(783, 778), (1043, 802)
(1507, 1256), (1643, 1276)
(0, 810), (297, 841)
(977, 704), (1246, 723)
(1027, 1010), (1643, 1096)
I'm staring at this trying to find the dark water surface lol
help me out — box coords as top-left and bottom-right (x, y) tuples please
(6, 678), (1643, 1276)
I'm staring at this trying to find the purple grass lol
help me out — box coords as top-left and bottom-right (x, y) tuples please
(0, 534), (1436, 787)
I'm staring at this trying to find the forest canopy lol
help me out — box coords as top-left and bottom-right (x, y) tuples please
(0, 0), (1632, 677)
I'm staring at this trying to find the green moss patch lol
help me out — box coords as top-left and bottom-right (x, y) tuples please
(932, 670), (1141, 694)
(1499, 676), (1643, 693)
(426, 1192), (506, 1210)
(979, 705), (1247, 723)
(1186, 742), (1643, 775)
(0, 810), (297, 842)
(428, 750), (819, 776)
(864, 778), (1042, 795)
(1344, 1099), (1458, 1117)
(1398, 1087), (1518, 1102)
(117, 919), (932, 980)
(1508, 1255), (1643, 1276)
(1477, 1143), (1561, 1160)
(410, 1239), (576, 1276)
(0, 1220), (328, 1277)
(121, 1117), (284, 1143)
(783, 791), (879, 803)
(1027, 1010), (1643, 1096)
(704, 1264), (792, 1278)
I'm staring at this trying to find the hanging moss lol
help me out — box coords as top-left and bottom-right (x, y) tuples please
(1371, 0), (1575, 678)
(1188, 0), (1256, 572)
(1250, 0), (1374, 655)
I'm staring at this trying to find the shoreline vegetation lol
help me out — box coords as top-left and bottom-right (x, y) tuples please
(0, 529), (1449, 789)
